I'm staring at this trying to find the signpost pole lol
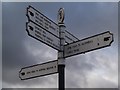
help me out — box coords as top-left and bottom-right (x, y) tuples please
(57, 8), (65, 90)
(58, 23), (65, 90)
(57, 8), (66, 90)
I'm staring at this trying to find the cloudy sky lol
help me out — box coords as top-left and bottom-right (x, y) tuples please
(2, 2), (118, 88)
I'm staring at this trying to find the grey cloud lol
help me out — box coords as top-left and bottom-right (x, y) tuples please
(2, 3), (35, 68)
(88, 76), (118, 88)
(65, 55), (95, 88)
(65, 3), (118, 41)
(65, 51), (118, 88)
(2, 2), (118, 88)
(2, 2), (57, 87)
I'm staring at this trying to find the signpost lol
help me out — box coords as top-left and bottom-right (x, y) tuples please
(26, 21), (60, 51)
(26, 6), (78, 49)
(27, 6), (59, 37)
(64, 31), (113, 58)
(19, 60), (58, 80)
(19, 5), (114, 89)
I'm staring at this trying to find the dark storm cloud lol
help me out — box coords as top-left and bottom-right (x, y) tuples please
(2, 2), (36, 86)
(2, 2), (118, 88)
(2, 2), (59, 87)
(65, 3), (118, 39)
(2, 3), (35, 68)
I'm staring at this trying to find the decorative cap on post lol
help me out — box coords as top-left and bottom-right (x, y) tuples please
(57, 8), (65, 24)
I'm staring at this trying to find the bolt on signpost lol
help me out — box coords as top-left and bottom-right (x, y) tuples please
(19, 6), (113, 89)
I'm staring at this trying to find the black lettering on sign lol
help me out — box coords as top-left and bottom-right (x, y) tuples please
(39, 68), (45, 71)
(74, 49), (79, 52)
(47, 66), (53, 70)
(45, 22), (48, 26)
(35, 12), (39, 16)
(35, 20), (43, 26)
(98, 43), (99, 46)
(72, 45), (77, 48)
(29, 26), (34, 31)
(35, 16), (43, 22)
(35, 26), (38, 30)
(35, 20), (38, 23)
(35, 30), (41, 35)
(31, 70), (35, 73)
(21, 72), (25, 76)
(27, 71), (31, 74)
(29, 11), (34, 16)
(35, 33), (43, 40)
(47, 40), (51, 44)
(54, 66), (56, 68)
(38, 21), (43, 26)
(67, 51), (73, 54)
(78, 43), (81, 46)
(104, 37), (110, 41)
(44, 18), (51, 25)
(47, 37), (53, 42)
(49, 41), (52, 44)
(40, 16), (43, 19)
(45, 26), (49, 30)
(49, 25), (56, 31)
(43, 30), (46, 34)
(67, 46), (71, 50)
(46, 40), (49, 43)
(42, 34), (46, 38)
(82, 40), (93, 45)
(35, 26), (42, 32)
